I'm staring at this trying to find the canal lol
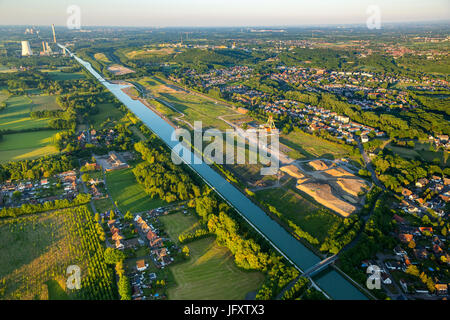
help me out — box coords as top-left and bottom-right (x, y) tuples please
(65, 46), (368, 300)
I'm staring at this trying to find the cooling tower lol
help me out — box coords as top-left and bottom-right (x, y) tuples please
(21, 41), (33, 56)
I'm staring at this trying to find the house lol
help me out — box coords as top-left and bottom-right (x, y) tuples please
(136, 259), (148, 272)
(380, 272), (392, 285)
(115, 240), (124, 250)
(402, 188), (412, 197)
(435, 284), (448, 295)
(416, 178), (429, 188)
(419, 227), (433, 234)
(398, 233), (414, 243)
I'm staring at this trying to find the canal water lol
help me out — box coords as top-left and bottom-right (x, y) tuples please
(67, 47), (368, 300)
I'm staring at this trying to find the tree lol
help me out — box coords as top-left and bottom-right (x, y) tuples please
(118, 275), (131, 300)
(408, 240), (416, 249)
(124, 211), (133, 221)
(182, 245), (190, 258)
(94, 213), (100, 222)
(81, 173), (91, 183)
(104, 247), (125, 265)
(109, 210), (115, 220)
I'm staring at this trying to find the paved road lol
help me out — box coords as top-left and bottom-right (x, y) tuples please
(357, 139), (385, 191)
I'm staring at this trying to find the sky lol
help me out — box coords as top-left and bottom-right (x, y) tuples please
(0, 0), (449, 27)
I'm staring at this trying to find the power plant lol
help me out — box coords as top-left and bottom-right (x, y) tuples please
(21, 41), (33, 56)
(40, 41), (52, 55)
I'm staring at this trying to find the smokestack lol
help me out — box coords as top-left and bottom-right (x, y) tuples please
(51, 24), (56, 43)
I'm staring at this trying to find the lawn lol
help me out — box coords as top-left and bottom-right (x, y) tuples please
(167, 237), (264, 300)
(106, 166), (166, 214)
(92, 198), (113, 214)
(0, 130), (59, 163)
(281, 130), (354, 160)
(0, 95), (50, 131)
(254, 185), (342, 243)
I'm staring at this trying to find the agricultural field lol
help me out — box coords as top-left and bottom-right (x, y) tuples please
(0, 130), (59, 163)
(105, 166), (166, 214)
(0, 206), (115, 300)
(280, 130), (356, 161)
(167, 237), (264, 300)
(41, 70), (85, 81)
(0, 95), (50, 131)
(138, 76), (237, 130)
(30, 95), (61, 112)
(254, 185), (341, 243)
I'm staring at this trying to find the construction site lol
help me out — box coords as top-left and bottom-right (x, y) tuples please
(280, 159), (370, 217)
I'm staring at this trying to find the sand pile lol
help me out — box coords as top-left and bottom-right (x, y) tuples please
(308, 160), (329, 171)
(337, 178), (368, 197)
(296, 181), (356, 217)
(280, 164), (305, 179)
(324, 167), (353, 177)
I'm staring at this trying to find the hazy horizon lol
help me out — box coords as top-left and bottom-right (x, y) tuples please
(0, 0), (449, 27)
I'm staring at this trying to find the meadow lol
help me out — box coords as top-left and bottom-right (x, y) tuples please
(280, 130), (355, 161)
(41, 70), (85, 81)
(105, 166), (166, 214)
(0, 130), (59, 163)
(89, 103), (124, 127)
(167, 236), (264, 300)
(138, 76), (236, 130)
(386, 141), (450, 166)
(254, 184), (342, 243)
(0, 95), (50, 131)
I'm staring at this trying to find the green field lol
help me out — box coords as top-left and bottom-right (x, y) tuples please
(159, 211), (202, 241)
(0, 96), (50, 131)
(167, 237), (264, 300)
(89, 103), (124, 127)
(386, 142), (450, 166)
(106, 166), (166, 213)
(0, 130), (59, 163)
(255, 185), (341, 243)
(139, 76), (236, 130)
(30, 95), (62, 112)
(281, 130), (355, 161)
(92, 198), (113, 214)
(0, 210), (79, 299)
(42, 70), (85, 81)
